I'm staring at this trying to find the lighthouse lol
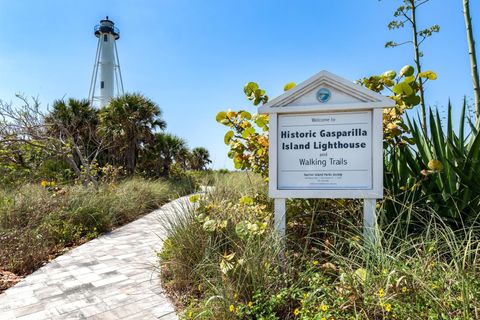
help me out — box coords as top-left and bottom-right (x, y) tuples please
(88, 17), (124, 108)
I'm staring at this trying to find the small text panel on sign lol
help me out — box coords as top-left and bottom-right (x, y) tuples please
(277, 110), (372, 190)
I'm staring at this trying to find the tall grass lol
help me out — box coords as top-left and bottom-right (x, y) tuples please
(0, 177), (196, 278)
(159, 173), (480, 319)
(321, 207), (480, 319)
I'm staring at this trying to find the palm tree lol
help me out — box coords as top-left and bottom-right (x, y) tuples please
(152, 132), (188, 176)
(45, 98), (101, 186)
(190, 147), (212, 170)
(46, 98), (99, 149)
(99, 93), (166, 175)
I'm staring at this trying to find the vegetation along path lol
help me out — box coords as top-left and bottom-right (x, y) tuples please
(0, 196), (191, 320)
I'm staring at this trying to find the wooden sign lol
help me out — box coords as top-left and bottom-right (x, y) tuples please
(258, 70), (395, 241)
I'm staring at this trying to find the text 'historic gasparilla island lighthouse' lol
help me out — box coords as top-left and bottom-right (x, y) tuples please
(277, 111), (372, 190)
(88, 17), (124, 108)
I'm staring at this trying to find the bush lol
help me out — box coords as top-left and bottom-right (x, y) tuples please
(0, 177), (195, 278)
(383, 100), (480, 229)
(159, 172), (278, 309)
(159, 173), (480, 319)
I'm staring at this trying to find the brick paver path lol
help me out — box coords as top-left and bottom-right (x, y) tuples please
(0, 196), (191, 320)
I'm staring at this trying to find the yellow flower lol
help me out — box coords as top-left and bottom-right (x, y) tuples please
(321, 318), (327, 320)
(303, 293), (309, 299)
(293, 308), (300, 316)
(378, 288), (385, 298)
(320, 304), (328, 312)
(313, 260), (319, 266)
(40, 180), (48, 187)
(402, 287), (407, 293)
(248, 301), (253, 308)
(229, 305), (234, 312)
(385, 303), (392, 312)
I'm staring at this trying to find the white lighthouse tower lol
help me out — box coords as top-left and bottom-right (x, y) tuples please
(88, 17), (124, 108)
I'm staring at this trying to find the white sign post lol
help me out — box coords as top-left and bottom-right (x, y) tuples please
(259, 70), (395, 244)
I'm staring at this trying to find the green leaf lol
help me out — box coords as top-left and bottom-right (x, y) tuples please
(224, 130), (234, 144)
(383, 78), (395, 87)
(233, 155), (242, 169)
(244, 82), (259, 96)
(283, 82), (296, 91)
(418, 70), (437, 80)
(382, 70), (397, 79)
(239, 110), (252, 120)
(242, 127), (255, 139)
(404, 76), (415, 83)
(215, 111), (227, 122)
(218, 220), (228, 229)
(235, 221), (250, 239)
(403, 94), (421, 106)
(189, 195), (201, 203)
(459, 98), (466, 153)
(239, 195), (254, 205)
(400, 65), (415, 77)
(203, 220), (217, 232)
(392, 82), (413, 96)
(255, 115), (269, 129)
(354, 268), (367, 283)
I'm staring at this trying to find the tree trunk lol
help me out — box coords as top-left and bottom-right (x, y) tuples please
(126, 135), (137, 175)
(72, 143), (98, 189)
(463, 0), (480, 122)
(64, 156), (82, 179)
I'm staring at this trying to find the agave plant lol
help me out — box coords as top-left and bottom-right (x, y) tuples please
(383, 99), (480, 229)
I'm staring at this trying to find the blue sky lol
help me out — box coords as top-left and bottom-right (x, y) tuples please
(0, 0), (479, 169)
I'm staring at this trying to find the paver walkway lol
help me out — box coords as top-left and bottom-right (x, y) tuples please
(0, 195), (192, 320)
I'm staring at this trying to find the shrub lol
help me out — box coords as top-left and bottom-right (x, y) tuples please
(160, 178), (480, 319)
(383, 100), (480, 229)
(0, 177), (194, 279)
(159, 173), (279, 308)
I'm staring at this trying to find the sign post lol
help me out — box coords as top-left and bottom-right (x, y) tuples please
(274, 198), (286, 237)
(259, 70), (395, 244)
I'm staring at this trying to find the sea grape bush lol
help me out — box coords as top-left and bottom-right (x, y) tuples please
(190, 193), (271, 241)
(216, 82), (271, 177)
(217, 66), (437, 177)
(358, 65), (437, 147)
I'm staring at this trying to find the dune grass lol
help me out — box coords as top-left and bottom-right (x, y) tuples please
(159, 173), (480, 319)
(0, 177), (196, 286)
